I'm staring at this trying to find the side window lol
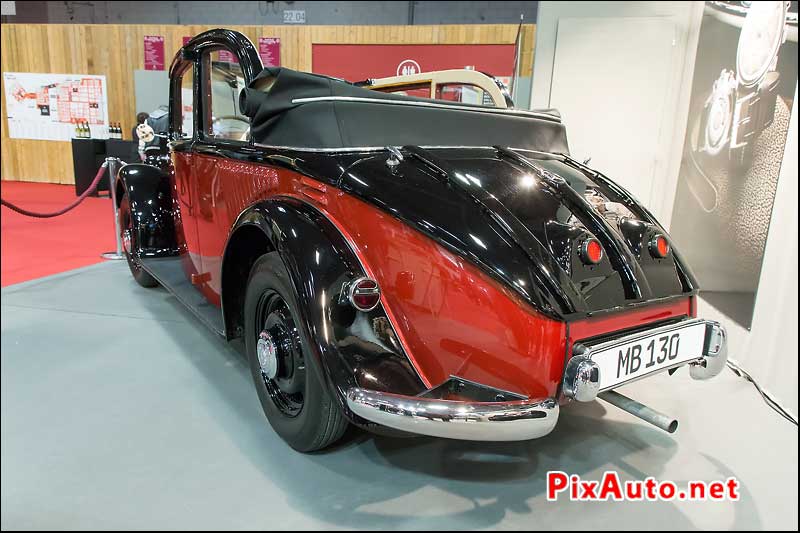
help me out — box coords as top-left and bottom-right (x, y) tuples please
(170, 63), (194, 139)
(201, 49), (249, 142)
(178, 65), (194, 138)
(372, 82), (432, 99)
(435, 83), (497, 107)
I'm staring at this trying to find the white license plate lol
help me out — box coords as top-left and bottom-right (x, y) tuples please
(589, 321), (707, 390)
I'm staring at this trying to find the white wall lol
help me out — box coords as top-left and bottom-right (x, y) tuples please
(530, 1), (704, 226)
(698, 89), (798, 417)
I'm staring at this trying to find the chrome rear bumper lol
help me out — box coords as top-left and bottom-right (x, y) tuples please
(347, 320), (727, 441)
(563, 319), (729, 402)
(346, 388), (558, 441)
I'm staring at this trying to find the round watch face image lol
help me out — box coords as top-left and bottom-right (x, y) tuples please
(704, 70), (736, 155)
(736, 1), (787, 86)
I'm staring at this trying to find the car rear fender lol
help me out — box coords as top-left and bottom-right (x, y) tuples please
(221, 197), (428, 420)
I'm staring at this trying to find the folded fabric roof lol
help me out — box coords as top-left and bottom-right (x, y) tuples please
(239, 67), (570, 153)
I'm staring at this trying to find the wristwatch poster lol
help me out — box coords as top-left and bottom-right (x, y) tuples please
(670, 0), (797, 329)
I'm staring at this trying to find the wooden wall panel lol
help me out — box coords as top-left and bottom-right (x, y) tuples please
(1, 23), (533, 184)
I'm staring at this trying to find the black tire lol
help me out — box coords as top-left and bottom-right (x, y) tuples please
(244, 252), (348, 452)
(118, 194), (158, 288)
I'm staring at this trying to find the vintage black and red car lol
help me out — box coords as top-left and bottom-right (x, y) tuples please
(117, 29), (728, 452)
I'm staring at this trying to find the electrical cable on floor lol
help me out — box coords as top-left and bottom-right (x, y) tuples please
(726, 360), (798, 426)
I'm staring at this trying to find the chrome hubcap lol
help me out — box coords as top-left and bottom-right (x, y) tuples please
(257, 330), (279, 379)
(255, 292), (305, 417)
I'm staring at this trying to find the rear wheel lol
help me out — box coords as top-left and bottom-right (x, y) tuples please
(118, 194), (158, 288)
(244, 252), (348, 452)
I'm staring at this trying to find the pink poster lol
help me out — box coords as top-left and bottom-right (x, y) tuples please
(144, 35), (165, 71)
(259, 37), (281, 67)
(218, 49), (238, 63)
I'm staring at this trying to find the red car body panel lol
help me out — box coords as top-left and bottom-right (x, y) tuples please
(568, 298), (695, 351)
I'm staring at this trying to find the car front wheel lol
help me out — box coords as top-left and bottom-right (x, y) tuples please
(244, 252), (348, 452)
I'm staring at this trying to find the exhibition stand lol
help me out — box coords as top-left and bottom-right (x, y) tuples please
(0, 6), (796, 531)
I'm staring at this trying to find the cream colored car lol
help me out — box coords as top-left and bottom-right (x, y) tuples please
(360, 69), (514, 108)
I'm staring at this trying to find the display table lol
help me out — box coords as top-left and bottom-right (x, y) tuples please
(71, 139), (139, 196)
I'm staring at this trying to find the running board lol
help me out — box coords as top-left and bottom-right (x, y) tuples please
(140, 257), (225, 337)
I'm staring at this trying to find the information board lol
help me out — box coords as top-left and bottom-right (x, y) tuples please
(259, 37), (281, 67)
(3, 72), (109, 141)
(144, 35), (165, 71)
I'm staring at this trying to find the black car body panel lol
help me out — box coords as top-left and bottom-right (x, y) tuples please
(115, 163), (178, 258)
(336, 146), (697, 320)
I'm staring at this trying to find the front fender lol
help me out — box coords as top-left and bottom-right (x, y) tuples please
(115, 163), (178, 257)
(222, 197), (427, 421)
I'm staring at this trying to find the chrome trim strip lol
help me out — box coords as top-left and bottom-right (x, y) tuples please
(250, 143), (565, 156)
(346, 388), (559, 441)
(253, 144), (388, 153)
(290, 96), (562, 121)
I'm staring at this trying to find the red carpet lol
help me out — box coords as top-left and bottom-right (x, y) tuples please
(1, 181), (116, 287)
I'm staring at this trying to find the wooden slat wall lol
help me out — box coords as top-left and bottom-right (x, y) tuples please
(1, 23), (534, 184)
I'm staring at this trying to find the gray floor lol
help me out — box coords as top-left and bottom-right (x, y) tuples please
(1, 262), (797, 530)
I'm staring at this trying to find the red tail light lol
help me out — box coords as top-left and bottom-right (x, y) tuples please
(580, 238), (604, 265)
(348, 277), (381, 311)
(649, 234), (670, 258)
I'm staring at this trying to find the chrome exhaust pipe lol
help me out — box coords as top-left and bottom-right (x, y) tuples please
(598, 390), (678, 434)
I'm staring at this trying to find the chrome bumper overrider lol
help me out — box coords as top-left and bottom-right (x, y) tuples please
(346, 389), (559, 441)
(689, 321), (728, 380)
(562, 319), (729, 402)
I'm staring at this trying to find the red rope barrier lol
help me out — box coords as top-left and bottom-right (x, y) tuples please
(1, 163), (110, 218)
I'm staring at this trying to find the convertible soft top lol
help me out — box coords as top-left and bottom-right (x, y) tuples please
(238, 67), (570, 153)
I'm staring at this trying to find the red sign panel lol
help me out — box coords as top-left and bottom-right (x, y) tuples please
(218, 49), (238, 64)
(144, 35), (165, 71)
(312, 44), (515, 81)
(259, 37), (281, 67)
